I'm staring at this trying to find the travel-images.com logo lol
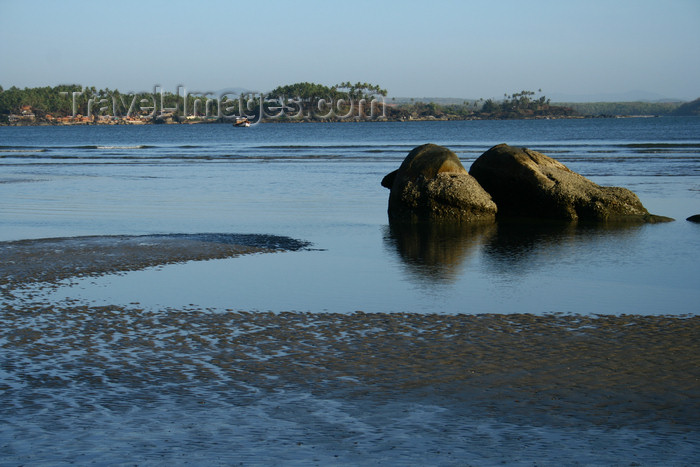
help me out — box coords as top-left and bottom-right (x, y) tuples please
(59, 86), (387, 126)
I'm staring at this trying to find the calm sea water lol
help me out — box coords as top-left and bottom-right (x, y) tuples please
(1, 118), (699, 315)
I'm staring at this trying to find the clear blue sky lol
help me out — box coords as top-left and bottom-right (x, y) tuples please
(1, 0), (699, 101)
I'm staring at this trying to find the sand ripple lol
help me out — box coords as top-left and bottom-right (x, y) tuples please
(1, 304), (699, 464)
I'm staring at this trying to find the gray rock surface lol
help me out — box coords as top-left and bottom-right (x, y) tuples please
(469, 143), (673, 223)
(382, 144), (497, 222)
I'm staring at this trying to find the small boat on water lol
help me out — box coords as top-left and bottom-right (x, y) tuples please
(233, 117), (251, 127)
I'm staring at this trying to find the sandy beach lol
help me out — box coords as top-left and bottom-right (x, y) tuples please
(2, 235), (699, 465)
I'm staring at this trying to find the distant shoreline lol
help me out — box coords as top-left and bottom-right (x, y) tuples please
(3, 84), (694, 126)
(1, 114), (672, 127)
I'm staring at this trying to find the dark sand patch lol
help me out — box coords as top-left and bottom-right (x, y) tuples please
(2, 304), (699, 463)
(2, 305), (698, 430)
(0, 233), (310, 293)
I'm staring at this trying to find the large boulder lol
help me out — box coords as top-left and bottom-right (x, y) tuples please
(469, 143), (673, 223)
(381, 144), (497, 222)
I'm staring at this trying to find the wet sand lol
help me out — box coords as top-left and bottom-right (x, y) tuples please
(2, 304), (699, 464)
(0, 233), (310, 296)
(1, 235), (699, 464)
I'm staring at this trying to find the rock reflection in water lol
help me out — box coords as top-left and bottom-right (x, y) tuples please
(482, 219), (645, 275)
(385, 218), (647, 283)
(383, 220), (496, 283)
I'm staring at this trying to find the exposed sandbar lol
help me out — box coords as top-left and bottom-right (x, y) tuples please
(0, 233), (310, 292)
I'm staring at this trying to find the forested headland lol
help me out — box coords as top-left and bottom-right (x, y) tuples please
(670, 97), (700, 116)
(0, 82), (694, 125)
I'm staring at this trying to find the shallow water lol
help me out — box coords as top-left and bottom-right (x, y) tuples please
(2, 119), (700, 315)
(2, 119), (700, 464)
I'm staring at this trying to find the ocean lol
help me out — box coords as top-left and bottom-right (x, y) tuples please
(1, 118), (700, 465)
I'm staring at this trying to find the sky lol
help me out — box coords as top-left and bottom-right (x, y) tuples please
(1, 0), (699, 101)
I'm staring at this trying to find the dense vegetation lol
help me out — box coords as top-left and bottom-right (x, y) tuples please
(0, 84), (85, 119)
(386, 90), (576, 120)
(263, 82), (388, 120)
(0, 82), (389, 123)
(671, 98), (700, 116)
(267, 82), (387, 102)
(0, 84), (183, 122)
(559, 101), (682, 116)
